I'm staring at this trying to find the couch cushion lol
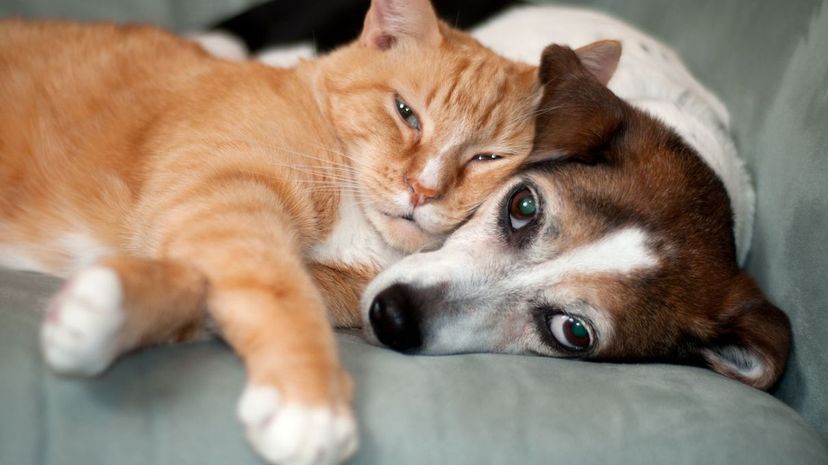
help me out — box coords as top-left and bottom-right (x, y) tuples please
(1, 268), (826, 465)
(0, 0), (258, 31)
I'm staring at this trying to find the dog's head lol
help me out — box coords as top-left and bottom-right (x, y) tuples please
(360, 42), (791, 390)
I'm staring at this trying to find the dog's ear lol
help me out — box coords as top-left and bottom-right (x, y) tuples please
(528, 42), (625, 164)
(699, 274), (792, 390)
(360, 0), (441, 50)
(574, 40), (622, 85)
(537, 40), (621, 89)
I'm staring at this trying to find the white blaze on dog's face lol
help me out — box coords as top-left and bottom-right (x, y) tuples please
(361, 42), (792, 391)
(362, 174), (661, 357)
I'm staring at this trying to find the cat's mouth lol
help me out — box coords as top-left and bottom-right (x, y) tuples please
(383, 211), (418, 226)
(379, 210), (436, 238)
(369, 208), (442, 253)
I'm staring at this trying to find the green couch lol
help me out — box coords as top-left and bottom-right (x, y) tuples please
(1, 1), (827, 464)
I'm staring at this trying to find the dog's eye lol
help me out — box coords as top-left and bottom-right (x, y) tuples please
(548, 313), (592, 351)
(508, 187), (537, 230)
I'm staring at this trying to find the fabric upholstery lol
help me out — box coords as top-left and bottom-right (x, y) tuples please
(0, 0), (827, 463)
(1, 269), (827, 465)
(0, 0), (258, 31)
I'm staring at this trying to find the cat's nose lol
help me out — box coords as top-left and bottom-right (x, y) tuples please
(369, 284), (423, 352)
(405, 176), (440, 207)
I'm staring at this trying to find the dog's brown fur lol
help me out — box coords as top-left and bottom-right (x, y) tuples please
(360, 41), (789, 392)
(531, 45), (791, 389)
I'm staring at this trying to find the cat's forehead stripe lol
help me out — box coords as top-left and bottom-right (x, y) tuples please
(439, 56), (474, 107)
(440, 54), (506, 110)
(477, 78), (511, 128)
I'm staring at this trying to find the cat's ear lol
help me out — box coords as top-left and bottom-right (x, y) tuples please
(697, 274), (792, 390)
(360, 0), (442, 50)
(574, 40), (622, 86)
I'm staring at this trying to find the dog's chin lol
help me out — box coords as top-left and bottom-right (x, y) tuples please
(366, 208), (441, 253)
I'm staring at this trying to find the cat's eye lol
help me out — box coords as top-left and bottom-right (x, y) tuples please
(394, 96), (420, 131)
(547, 313), (592, 352)
(508, 187), (537, 230)
(472, 153), (501, 162)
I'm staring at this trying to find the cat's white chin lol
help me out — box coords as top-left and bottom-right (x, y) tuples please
(367, 210), (441, 254)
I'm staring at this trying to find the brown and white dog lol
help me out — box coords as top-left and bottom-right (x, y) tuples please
(361, 36), (791, 391)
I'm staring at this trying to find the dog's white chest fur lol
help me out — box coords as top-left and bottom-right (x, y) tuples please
(308, 191), (402, 269)
(472, 5), (755, 265)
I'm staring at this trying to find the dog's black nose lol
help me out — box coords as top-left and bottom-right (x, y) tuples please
(369, 284), (422, 352)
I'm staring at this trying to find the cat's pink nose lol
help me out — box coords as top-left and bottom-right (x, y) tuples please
(405, 176), (440, 207)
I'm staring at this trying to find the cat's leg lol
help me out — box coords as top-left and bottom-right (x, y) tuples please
(40, 256), (208, 376)
(147, 189), (357, 465)
(212, 265), (357, 465)
(310, 262), (377, 328)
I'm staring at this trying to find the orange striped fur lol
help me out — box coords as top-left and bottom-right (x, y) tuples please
(0, 1), (539, 462)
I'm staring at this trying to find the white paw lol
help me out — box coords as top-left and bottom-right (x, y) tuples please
(40, 266), (125, 376)
(238, 385), (358, 465)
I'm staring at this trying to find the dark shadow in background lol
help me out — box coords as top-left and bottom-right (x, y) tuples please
(214, 0), (522, 52)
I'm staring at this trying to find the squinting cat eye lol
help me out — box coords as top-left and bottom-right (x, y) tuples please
(472, 153), (502, 162)
(394, 95), (420, 131)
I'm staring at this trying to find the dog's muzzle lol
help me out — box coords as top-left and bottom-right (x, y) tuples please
(368, 283), (423, 352)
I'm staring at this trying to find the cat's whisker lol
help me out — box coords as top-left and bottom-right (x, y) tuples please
(270, 140), (376, 169)
(294, 170), (354, 180)
(210, 145), (329, 172)
(267, 156), (358, 175)
(220, 141), (364, 175)
(284, 168), (353, 182)
(303, 180), (362, 190)
(281, 149), (363, 171)
(297, 183), (364, 191)
(262, 162), (357, 181)
(257, 159), (352, 173)
(506, 103), (598, 129)
(301, 141), (379, 171)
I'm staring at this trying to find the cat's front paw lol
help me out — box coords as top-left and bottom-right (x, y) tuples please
(40, 266), (125, 376)
(238, 384), (358, 465)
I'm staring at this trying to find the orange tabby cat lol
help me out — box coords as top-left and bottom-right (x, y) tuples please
(0, 0), (540, 463)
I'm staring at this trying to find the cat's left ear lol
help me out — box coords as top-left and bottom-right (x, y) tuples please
(360, 0), (442, 50)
